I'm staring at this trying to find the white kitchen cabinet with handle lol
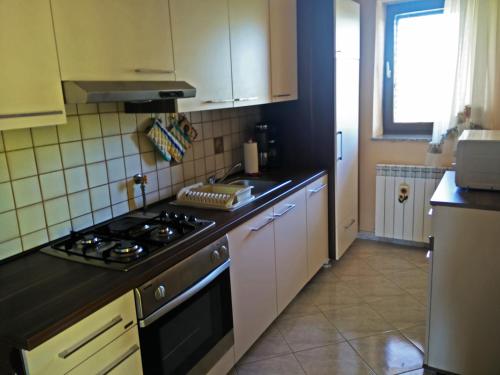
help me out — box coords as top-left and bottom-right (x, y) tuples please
(67, 328), (142, 375)
(269, 0), (298, 102)
(335, 0), (360, 260)
(51, 0), (175, 81)
(171, 0), (234, 113)
(0, 0), (66, 130)
(227, 208), (277, 362)
(273, 189), (308, 314)
(229, 0), (272, 107)
(306, 175), (329, 277)
(22, 291), (141, 375)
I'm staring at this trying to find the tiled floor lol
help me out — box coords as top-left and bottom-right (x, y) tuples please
(234, 239), (433, 375)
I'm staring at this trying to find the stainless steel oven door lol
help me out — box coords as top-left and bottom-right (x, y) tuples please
(137, 260), (233, 375)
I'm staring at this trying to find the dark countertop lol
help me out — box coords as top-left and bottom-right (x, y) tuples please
(431, 171), (500, 211)
(0, 169), (326, 353)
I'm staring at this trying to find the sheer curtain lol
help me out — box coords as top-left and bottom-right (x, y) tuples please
(431, 0), (499, 147)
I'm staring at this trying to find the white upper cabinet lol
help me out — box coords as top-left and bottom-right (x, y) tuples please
(51, 0), (175, 81)
(336, 0), (360, 59)
(171, 0), (234, 113)
(229, 0), (272, 107)
(0, 0), (66, 130)
(269, 0), (298, 102)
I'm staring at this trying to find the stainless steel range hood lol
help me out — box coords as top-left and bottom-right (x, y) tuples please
(62, 81), (196, 113)
(63, 81), (196, 103)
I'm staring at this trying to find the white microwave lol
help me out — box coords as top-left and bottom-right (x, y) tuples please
(455, 130), (500, 190)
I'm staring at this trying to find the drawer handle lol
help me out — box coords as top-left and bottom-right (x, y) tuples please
(250, 217), (275, 232)
(58, 315), (123, 359)
(344, 219), (356, 230)
(0, 110), (63, 120)
(234, 97), (259, 102)
(97, 345), (140, 375)
(308, 184), (327, 194)
(274, 203), (296, 218)
(273, 93), (291, 98)
(134, 68), (175, 74)
(203, 99), (235, 104)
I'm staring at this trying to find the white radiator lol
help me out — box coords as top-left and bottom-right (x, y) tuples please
(375, 164), (446, 243)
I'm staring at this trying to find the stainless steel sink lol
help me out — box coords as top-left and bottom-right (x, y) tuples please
(227, 178), (291, 199)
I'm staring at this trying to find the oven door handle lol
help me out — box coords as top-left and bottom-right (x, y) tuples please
(138, 259), (230, 328)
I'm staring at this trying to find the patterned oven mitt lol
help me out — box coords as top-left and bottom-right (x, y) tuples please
(147, 117), (185, 162)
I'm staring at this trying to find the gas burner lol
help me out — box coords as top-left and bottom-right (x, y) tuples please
(157, 226), (175, 237)
(77, 234), (102, 248)
(113, 241), (144, 257)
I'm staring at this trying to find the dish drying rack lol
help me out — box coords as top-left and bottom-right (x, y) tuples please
(173, 183), (254, 211)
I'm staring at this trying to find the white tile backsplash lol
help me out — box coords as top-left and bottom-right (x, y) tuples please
(0, 105), (260, 260)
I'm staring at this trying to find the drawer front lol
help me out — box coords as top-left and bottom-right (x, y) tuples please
(23, 291), (137, 375)
(68, 327), (142, 375)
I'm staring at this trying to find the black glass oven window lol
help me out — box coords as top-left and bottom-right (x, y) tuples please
(140, 269), (232, 375)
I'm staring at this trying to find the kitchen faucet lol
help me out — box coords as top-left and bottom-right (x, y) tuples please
(207, 162), (242, 184)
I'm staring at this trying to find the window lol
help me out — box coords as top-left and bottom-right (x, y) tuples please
(383, 0), (446, 135)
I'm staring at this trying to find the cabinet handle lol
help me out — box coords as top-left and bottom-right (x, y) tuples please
(0, 110), (63, 120)
(97, 345), (140, 375)
(134, 68), (175, 74)
(344, 219), (356, 230)
(58, 315), (123, 359)
(337, 131), (343, 161)
(426, 235), (434, 259)
(235, 97), (259, 102)
(250, 217), (275, 232)
(308, 184), (327, 194)
(203, 99), (235, 104)
(274, 203), (296, 218)
(273, 93), (291, 98)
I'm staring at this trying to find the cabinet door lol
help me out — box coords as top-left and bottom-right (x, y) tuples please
(229, 0), (272, 107)
(306, 175), (329, 277)
(51, 0), (175, 81)
(335, 55), (359, 260)
(22, 292), (137, 375)
(228, 208), (277, 361)
(274, 189), (308, 313)
(171, 0), (234, 113)
(68, 328), (142, 375)
(270, 0), (298, 102)
(0, 0), (66, 130)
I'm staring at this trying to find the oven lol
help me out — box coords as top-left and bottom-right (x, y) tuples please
(134, 235), (233, 375)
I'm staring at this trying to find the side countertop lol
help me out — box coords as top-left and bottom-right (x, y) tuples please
(0, 169), (327, 354)
(431, 171), (500, 211)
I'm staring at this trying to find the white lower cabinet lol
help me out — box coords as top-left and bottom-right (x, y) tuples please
(273, 189), (308, 314)
(229, 175), (329, 362)
(306, 175), (329, 276)
(22, 291), (142, 375)
(68, 328), (142, 375)
(228, 208), (278, 362)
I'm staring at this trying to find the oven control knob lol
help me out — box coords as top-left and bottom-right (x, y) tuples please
(211, 250), (221, 262)
(154, 285), (167, 301)
(219, 245), (228, 256)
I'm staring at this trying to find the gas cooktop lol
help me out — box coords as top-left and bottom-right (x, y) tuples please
(41, 211), (215, 271)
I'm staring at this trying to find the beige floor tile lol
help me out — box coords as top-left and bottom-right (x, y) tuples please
(294, 342), (374, 375)
(346, 276), (407, 302)
(276, 313), (344, 352)
(239, 326), (291, 364)
(323, 304), (395, 340)
(278, 290), (322, 320)
(408, 290), (429, 307)
(368, 295), (427, 330)
(400, 325), (426, 353)
(301, 282), (365, 312)
(366, 256), (418, 273)
(332, 259), (382, 280)
(350, 332), (423, 375)
(236, 353), (305, 375)
(382, 269), (429, 294)
(309, 268), (340, 284)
